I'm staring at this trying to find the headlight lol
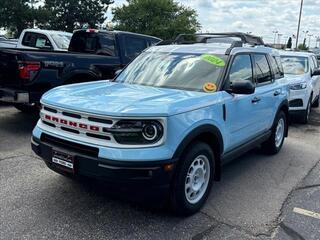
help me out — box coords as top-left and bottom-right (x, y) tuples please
(104, 120), (164, 145)
(290, 82), (307, 90)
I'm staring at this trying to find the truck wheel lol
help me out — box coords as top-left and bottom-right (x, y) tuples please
(170, 142), (214, 216)
(301, 99), (311, 124)
(13, 103), (39, 113)
(312, 92), (319, 108)
(261, 111), (287, 155)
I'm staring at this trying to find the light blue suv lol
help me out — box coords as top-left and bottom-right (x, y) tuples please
(31, 33), (290, 215)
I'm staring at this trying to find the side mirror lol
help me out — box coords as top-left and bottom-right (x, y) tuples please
(312, 69), (320, 76)
(227, 80), (255, 95)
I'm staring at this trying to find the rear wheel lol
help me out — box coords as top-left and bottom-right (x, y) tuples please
(13, 103), (39, 113)
(301, 99), (311, 124)
(261, 111), (287, 155)
(170, 142), (214, 216)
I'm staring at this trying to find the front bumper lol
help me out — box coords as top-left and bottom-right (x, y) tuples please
(31, 135), (177, 190)
(0, 88), (29, 103)
(289, 89), (309, 111)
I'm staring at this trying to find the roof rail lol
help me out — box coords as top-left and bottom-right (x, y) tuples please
(174, 32), (265, 46)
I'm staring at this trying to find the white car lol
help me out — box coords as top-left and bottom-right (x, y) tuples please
(280, 51), (320, 123)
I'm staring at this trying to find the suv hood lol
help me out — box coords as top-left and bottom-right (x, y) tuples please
(41, 80), (217, 117)
(284, 74), (309, 85)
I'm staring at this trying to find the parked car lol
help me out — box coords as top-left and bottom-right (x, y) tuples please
(0, 29), (161, 112)
(279, 51), (320, 123)
(0, 29), (73, 51)
(31, 33), (290, 215)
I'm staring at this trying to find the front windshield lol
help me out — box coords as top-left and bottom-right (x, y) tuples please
(115, 51), (227, 92)
(280, 56), (309, 75)
(51, 33), (72, 50)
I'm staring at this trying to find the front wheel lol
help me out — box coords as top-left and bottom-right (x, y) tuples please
(261, 111), (287, 155)
(170, 142), (215, 216)
(301, 99), (311, 124)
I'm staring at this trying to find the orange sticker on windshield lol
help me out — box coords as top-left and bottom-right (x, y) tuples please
(203, 83), (217, 92)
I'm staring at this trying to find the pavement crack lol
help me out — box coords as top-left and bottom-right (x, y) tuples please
(295, 184), (320, 191)
(191, 223), (218, 240)
(198, 211), (261, 238)
(279, 222), (305, 240)
(0, 154), (25, 162)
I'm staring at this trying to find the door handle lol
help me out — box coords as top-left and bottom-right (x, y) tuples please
(274, 90), (281, 96)
(252, 97), (261, 103)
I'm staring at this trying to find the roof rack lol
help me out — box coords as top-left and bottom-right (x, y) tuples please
(174, 32), (265, 46)
(155, 32), (265, 55)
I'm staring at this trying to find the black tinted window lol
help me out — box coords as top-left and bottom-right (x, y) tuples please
(270, 56), (284, 79)
(98, 34), (116, 56)
(254, 54), (272, 84)
(69, 33), (98, 53)
(124, 36), (147, 59)
(229, 54), (253, 83)
(22, 33), (52, 49)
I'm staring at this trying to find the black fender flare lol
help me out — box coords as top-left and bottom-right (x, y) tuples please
(276, 99), (289, 137)
(173, 124), (224, 181)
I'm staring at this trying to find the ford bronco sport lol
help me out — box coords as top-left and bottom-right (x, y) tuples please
(31, 33), (290, 215)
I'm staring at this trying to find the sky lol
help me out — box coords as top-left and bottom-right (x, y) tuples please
(107, 0), (320, 47)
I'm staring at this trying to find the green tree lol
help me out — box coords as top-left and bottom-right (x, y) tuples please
(286, 37), (292, 49)
(298, 38), (308, 50)
(112, 0), (201, 40)
(43, 0), (114, 32)
(0, 0), (45, 37)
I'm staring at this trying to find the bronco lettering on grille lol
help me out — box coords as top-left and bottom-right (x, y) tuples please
(44, 114), (101, 132)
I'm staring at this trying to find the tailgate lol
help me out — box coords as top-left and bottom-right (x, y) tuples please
(0, 49), (21, 87)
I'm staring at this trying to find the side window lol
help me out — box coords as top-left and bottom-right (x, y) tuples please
(98, 34), (116, 56)
(269, 56), (284, 79)
(229, 54), (253, 83)
(22, 33), (52, 49)
(254, 54), (273, 85)
(22, 32), (35, 47)
(124, 36), (147, 59)
(312, 56), (318, 69)
(310, 57), (315, 72)
(35, 34), (52, 49)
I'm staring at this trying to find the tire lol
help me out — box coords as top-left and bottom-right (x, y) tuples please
(13, 103), (39, 113)
(301, 99), (311, 124)
(312, 93), (319, 108)
(170, 142), (215, 216)
(261, 111), (287, 155)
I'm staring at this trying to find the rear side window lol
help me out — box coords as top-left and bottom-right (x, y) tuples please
(22, 32), (52, 49)
(269, 56), (284, 79)
(98, 34), (116, 56)
(69, 33), (98, 53)
(229, 54), (253, 83)
(254, 54), (273, 85)
(124, 36), (147, 59)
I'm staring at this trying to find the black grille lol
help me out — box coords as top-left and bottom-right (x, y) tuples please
(88, 117), (113, 124)
(62, 111), (81, 119)
(41, 133), (99, 158)
(289, 99), (303, 107)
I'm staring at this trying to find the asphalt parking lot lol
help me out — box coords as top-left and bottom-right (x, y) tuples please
(0, 105), (319, 240)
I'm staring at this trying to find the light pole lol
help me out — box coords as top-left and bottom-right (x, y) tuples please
(277, 33), (283, 44)
(296, 0), (304, 49)
(273, 30), (278, 44)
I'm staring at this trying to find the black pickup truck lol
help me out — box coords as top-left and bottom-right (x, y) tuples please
(0, 29), (161, 112)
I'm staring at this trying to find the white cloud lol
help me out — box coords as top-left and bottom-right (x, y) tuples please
(108, 0), (319, 46)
